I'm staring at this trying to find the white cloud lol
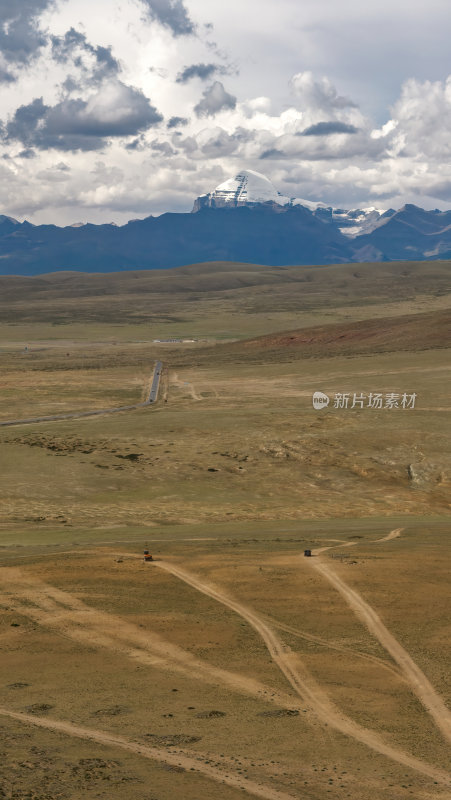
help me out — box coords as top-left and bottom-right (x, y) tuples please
(290, 71), (357, 112)
(1, 0), (451, 223)
(389, 76), (451, 159)
(371, 120), (397, 139)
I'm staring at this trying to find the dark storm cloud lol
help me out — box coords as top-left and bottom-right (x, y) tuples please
(301, 121), (359, 136)
(125, 138), (140, 151)
(18, 148), (37, 159)
(61, 75), (81, 93)
(151, 139), (176, 155)
(0, 0), (55, 81)
(51, 27), (95, 62)
(198, 129), (239, 158)
(0, 65), (15, 83)
(140, 0), (195, 36)
(6, 97), (47, 142)
(194, 81), (236, 117)
(50, 27), (120, 83)
(171, 132), (197, 153)
(176, 63), (224, 83)
(233, 126), (255, 143)
(4, 81), (163, 151)
(290, 72), (358, 113)
(167, 115), (189, 128)
(260, 148), (286, 159)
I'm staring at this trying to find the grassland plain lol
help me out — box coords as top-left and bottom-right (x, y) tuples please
(0, 260), (450, 800)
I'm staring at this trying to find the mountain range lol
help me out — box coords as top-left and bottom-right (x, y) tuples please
(2, 169), (451, 275)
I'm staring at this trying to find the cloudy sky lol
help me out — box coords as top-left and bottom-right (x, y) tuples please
(2, 0), (451, 224)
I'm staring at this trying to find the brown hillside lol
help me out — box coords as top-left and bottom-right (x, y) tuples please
(176, 308), (451, 367)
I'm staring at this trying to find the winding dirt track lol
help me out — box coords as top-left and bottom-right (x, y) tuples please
(375, 527), (404, 543)
(155, 561), (450, 785)
(310, 557), (451, 745)
(266, 616), (403, 681)
(170, 372), (202, 401)
(2, 531), (450, 790)
(0, 707), (297, 800)
(0, 568), (299, 712)
(309, 528), (451, 745)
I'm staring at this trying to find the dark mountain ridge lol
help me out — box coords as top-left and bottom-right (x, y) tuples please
(0, 204), (354, 275)
(3, 199), (451, 276)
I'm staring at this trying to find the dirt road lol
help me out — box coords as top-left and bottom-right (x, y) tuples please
(170, 372), (202, 401)
(0, 707), (297, 800)
(0, 568), (304, 713)
(311, 556), (451, 745)
(266, 616), (403, 681)
(3, 550), (449, 788)
(155, 561), (450, 785)
(311, 527), (403, 555)
(375, 527), (404, 543)
(312, 539), (359, 556)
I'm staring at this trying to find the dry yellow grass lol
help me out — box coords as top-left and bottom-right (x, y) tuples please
(0, 262), (450, 799)
(0, 526), (450, 800)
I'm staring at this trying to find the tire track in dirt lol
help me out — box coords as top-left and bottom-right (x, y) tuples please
(311, 527), (403, 556)
(266, 617), (403, 681)
(375, 527), (403, 543)
(0, 569), (302, 713)
(309, 528), (451, 745)
(0, 707), (297, 800)
(155, 561), (450, 785)
(312, 539), (360, 556)
(170, 372), (202, 401)
(310, 555), (451, 745)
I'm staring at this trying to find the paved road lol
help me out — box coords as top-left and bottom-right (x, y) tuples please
(0, 362), (163, 428)
(147, 360), (162, 403)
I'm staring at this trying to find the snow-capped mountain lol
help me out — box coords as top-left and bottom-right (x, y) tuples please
(192, 169), (387, 237)
(2, 171), (451, 275)
(193, 169), (292, 209)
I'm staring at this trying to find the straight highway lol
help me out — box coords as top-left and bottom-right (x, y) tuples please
(148, 360), (162, 403)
